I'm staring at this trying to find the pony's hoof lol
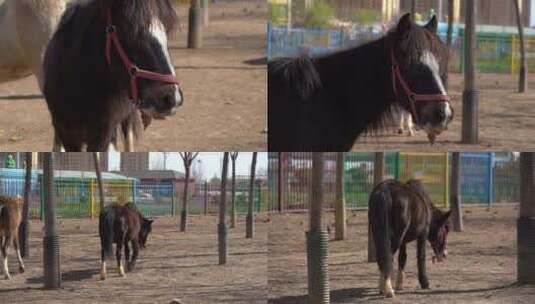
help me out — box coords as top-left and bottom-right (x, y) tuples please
(100, 273), (106, 281)
(385, 290), (395, 298)
(4, 274), (12, 280)
(19, 266), (25, 274)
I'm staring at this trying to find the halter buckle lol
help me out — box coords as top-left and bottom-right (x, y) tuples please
(105, 25), (116, 34)
(129, 66), (139, 77)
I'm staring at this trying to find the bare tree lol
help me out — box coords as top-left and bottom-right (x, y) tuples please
(93, 153), (105, 213)
(462, 0), (479, 144)
(411, 0), (417, 19)
(450, 152), (463, 231)
(445, 0), (455, 89)
(368, 152), (385, 263)
(246, 152), (257, 238)
(179, 152), (199, 232)
(513, 0), (528, 92)
(218, 153), (230, 265)
(188, 0), (202, 48)
(230, 152), (239, 228)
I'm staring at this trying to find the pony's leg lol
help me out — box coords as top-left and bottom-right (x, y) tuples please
(100, 249), (107, 280)
(417, 237), (430, 289)
(405, 113), (414, 136)
(13, 236), (25, 273)
(129, 241), (139, 271)
(124, 241), (131, 272)
(1, 236), (11, 279)
(396, 244), (407, 290)
(124, 124), (135, 152)
(116, 241), (125, 277)
(52, 132), (66, 152)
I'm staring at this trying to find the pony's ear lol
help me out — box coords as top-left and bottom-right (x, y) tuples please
(442, 210), (452, 222)
(147, 219), (154, 225)
(425, 15), (438, 33)
(397, 13), (412, 35)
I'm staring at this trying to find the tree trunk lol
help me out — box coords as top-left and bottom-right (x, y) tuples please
(230, 153), (238, 229)
(246, 152), (257, 238)
(450, 152), (463, 232)
(411, 0), (417, 19)
(334, 152), (346, 241)
(513, 0), (528, 93)
(445, 0), (455, 89)
(93, 153), (105, 213)
(218, 153), (229, 265)
(188, 0), (202, 48)
(43, 153), (60, 289)
(277, 152), (283, 212)
(462, 0), (479, 144)
(20, 152), (32, 258)
(180, 166), (190, 232)
(307, 153), (330, 304)
(518, 153), (535, 283)
(368, 152), (385, 263)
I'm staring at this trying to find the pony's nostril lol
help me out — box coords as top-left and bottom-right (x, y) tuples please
(436, 110), (446, 121)
(163, 95), (176, 108)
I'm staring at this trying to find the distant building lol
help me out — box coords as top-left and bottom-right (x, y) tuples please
(38, 153), (108, 172)
(115, 170), (196, 195)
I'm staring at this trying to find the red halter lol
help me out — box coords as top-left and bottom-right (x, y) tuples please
(390, 50), (451, 125)
(105, 9), (179, 104)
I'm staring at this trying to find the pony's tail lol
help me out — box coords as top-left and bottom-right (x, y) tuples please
(99, 209), (114, 262)
(369, 182), (393, 277)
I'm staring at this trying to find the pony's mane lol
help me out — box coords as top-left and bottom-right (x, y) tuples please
(269, 56), (323, 101)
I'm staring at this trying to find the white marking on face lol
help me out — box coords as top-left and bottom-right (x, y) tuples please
(149, 19), (182, 107)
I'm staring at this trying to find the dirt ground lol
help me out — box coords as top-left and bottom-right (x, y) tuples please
(0, 1), (266, 151)
(354, 73), (535, 151)
(268, 205), (535, 304)
(1, 215), (268, 304)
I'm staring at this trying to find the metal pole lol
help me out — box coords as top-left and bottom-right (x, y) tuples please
(43, 153), (61, 289)
(518, 153), (535, 284)
(334, 152), (346, 241)
(450, 152), (463, 232)
(462, 0), (479, 144)
(246, 152), (257, 239)
(20, 152), (32, 258)
(218, 153), (229, 265)
(187, 0), (203, 49)
(307, 152), (329, 304)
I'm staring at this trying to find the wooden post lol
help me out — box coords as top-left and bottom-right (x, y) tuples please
(334, 152), (346, 241)
(307, 153), (330, 304)
(204, 180), (208, 215)
(462, 0), (479, 144)
(513, 0), (528, 92)
(277, 152), (283, 212)
(246, 152), (258, 239)
(201, 0), (210, 27)
(93, 153), (105, 213)
(445, 0), (455, 88)
(230, 153), (238, 229)
(518, 153), (535, 283)
(43, 153), (61, 289)
(450, 152), (463, 232)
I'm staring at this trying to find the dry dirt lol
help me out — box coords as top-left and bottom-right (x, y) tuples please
(1, 215), (268, 304)
(0, 1), (267, 151)
(354, 73), (535, 151)
(268, 205), (535, 304)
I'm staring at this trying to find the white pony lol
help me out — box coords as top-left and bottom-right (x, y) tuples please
(0, 0), (141, 151)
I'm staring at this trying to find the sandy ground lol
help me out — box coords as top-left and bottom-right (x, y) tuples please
(268, 205), (535, 304)
(354, 73), (535, 151)
(1, 215), (268, 304)
(0, 1), (266, 151)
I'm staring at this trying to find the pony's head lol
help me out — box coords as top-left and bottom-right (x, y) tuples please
(429, 209), (452, 263)
(105, 0), (182, 119)
(139, 217), (154, 249)
(390, 14), (453, 143)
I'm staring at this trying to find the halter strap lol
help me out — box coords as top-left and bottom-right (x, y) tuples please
(390, 50), (451, 125)
(105, 9), (179, 104)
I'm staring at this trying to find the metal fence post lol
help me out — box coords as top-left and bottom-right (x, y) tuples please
(488, 153), (495, 207)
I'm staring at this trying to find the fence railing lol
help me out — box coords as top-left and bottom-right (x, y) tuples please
(0, 172), (268, 219)
(268, 152), (519, 213)
(268, 22), (535, 74)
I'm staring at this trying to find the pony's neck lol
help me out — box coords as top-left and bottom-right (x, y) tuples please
(315, 36), (394, 136)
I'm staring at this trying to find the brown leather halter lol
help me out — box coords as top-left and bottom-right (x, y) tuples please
(391, 50), (451, 125)
(105, 9), (179, 104)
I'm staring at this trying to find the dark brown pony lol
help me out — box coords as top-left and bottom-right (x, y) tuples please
(44, 0), (183, 151)
(99, 203), (153, 280)
(368, 179), (451, 298)
(0, 195), (25, 280)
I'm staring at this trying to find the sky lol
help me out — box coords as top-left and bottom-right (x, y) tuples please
(108, 152), (267, 180)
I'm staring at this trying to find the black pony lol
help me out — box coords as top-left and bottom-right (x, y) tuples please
(44, 0), (183, 151)
(368, 179), (452, 298)
(268, 14), (454, 151)
(99, 203), (153, 280)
